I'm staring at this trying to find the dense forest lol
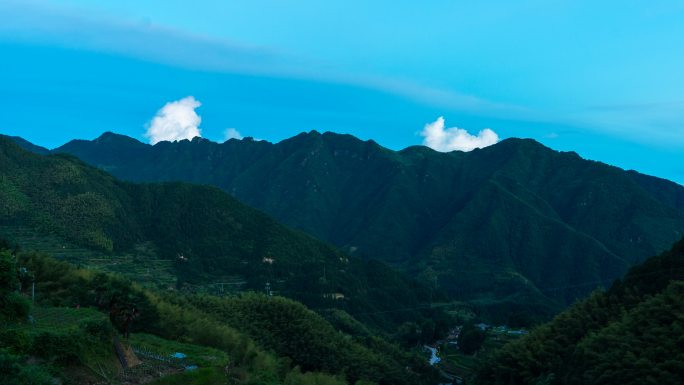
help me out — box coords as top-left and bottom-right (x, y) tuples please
(43, 131), (684, 320)
(1, 239), (441, 385)
(474, 236), (684, 385)
(0, 136), (444, 331)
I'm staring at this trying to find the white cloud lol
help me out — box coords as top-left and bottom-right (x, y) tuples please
(145, 96), (202, 144)
(420, 116), (499, 152)
(224, 128), (243, 141)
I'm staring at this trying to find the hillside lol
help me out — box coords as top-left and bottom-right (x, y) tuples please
(0, 136), (440, 331)
(45, 131), (684, 320)
(474, 236), (684, 385)
(4, 135), (50, 155)
(1, 242), (440, 385)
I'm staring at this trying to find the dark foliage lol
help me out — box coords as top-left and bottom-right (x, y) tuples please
(0, 349), (53, 385)
(49, 131), (684, 320)
(474, 237), (684, 385)
(0, 136), (442, 331)
(457, 324), (486, 355)
(16, 251), (440, 385)
(0, 250), (30, 322)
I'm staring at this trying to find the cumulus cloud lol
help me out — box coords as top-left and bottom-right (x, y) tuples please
(145, 96), (202, 144)
(224, 128), (243, 141)
(420, 116), (499, 152)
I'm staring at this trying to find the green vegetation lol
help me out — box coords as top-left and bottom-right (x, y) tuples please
(1, 241), (441, 385)
(48, 131), (684, 323)
(129, 333), (230, 367)
(0, 248), (51, 385)
(0, 250), (29, 322)
(0, 349), (53, 385)
(474, 237), (684, 385)
(7, 131), (684, 383)
(167, 293), (437, 384)
(0, 248), (119, 384)
(456, 324), (485, 355)
(147, 368), (229, 385)
(0, 135), (442, 333)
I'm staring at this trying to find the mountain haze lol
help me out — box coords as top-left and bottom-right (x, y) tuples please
(18, 131), (684, 319)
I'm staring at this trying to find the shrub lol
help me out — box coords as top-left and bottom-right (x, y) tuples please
(0, 329), (32, 354)
(0, 292), (30, 322)
(0, 349), (53, 385)
(81, 318), (114, 341)
(31, 331), (82, 365)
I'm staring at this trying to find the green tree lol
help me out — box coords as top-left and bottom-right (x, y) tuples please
(0, 250), (30, 322)
(397, 322), (421, 347)
(458, 324), (485, 355)
(0, 349), (53, 385)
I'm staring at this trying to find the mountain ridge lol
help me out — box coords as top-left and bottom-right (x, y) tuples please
(10, 131), (684, 321)
(0, 135), (442, 330)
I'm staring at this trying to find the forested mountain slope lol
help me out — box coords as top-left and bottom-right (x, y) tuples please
(474, 236), (684, 385)
(43, 131), (684, 315)
(0, 136), (440, 330)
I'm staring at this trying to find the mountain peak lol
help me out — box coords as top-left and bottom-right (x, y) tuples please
(487, 137), (577, 160)
(497, 137), (546, 148)
(94, 132), (146, 146)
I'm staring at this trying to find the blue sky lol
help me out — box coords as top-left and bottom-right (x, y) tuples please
(1, 0), (683, 184)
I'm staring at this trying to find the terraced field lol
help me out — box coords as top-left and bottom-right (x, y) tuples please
(32, 306), (105, 328)
(0, 225), (177, 289)
(0, 225), (251, 295)
(3, 305), (233, 385)
(1, 306), (106, 335)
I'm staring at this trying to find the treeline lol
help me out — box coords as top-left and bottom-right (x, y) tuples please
(7, 247), (440, 385)
(474, 237), (684, 385)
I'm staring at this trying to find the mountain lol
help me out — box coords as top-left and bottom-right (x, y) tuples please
(474, 236), (684, 385)
(0, 136), (441, 331)
(49, 131), (684, 320)
(1, 135), (50, 155)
